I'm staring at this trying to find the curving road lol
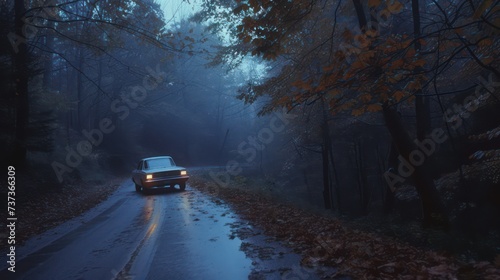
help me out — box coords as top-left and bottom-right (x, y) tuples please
(0, 181), (328, 280)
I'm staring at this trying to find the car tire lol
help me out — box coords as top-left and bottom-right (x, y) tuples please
(179, 183), (186, 191)
(135, 184), (142, 192)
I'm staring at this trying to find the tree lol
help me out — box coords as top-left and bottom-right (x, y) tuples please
(194, 0), (499, 226)
(12, 0), (31, 165)
(2, 0), (174, 157)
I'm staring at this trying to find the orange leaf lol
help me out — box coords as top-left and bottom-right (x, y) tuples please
(406, 80), (421, 91)
(359, 50), (375, 62)
(473, 0), (493, 19)
(360, 94), (372, 102)
(327, 89), (340, 96)
(482, 56), (494, 65)
(368, 0), (381, 8)
(352, 108), (364, 116)
(323, 64), (335, 72)
(277, 96), (290, 105)
(393, 90), (405, 101)
(329, 99), (336, 108)
(406, 94), (415, 103)
(390, 59), (404, 70)
(387, 1), (403, 13)
(342, 29), (353, 41)
(367, 104), (382, 112)
(354, 34), (371, 48)
(478, 38), (493, 47)
(405, 49), (416, 58)
(291, 79), (312, 91)
(455, 28), (465, 36)
(414, 59), (426, 67)
(350, 60), (366, 70)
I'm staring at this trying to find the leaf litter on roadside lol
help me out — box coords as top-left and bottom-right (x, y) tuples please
(190, 173), (500, 279)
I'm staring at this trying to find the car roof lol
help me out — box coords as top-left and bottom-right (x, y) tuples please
(141, 156), (173, 161)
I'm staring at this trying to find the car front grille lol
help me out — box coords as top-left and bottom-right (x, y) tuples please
(156, 170), (180, 177)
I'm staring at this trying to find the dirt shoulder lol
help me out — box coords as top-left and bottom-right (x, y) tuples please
(188, 171), (500, 279)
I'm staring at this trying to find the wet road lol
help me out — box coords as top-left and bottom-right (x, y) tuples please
(0, 181), (328, 280)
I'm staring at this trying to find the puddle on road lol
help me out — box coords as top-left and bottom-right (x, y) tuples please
(180, 190), (252, 279)
(226, 219), (339, 280)
(179, 189), (338, 280)
(134, 188), (339, 280)
(137, 189), (252, 280)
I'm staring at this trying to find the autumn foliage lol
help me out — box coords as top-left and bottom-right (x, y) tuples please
(196, 0), (500, 116)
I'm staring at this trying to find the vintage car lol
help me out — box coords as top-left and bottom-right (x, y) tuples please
(132, 156), (189, 192)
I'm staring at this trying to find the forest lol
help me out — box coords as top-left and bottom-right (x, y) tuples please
(1, 0), (499, 270)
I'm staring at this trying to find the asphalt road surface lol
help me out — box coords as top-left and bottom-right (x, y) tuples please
(0, 181), (332, 280)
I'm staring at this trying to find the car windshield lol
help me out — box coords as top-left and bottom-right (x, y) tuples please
(145, 158), (174, 169)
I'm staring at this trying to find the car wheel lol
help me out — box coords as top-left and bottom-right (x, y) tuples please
(135, 184), (142, 192)
(179, 183), (186, 191)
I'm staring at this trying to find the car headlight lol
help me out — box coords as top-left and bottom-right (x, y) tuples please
(180, 170), (187, 176)
(146, 174), (153, 180)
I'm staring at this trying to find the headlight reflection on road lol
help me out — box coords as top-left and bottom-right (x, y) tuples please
(146, 223), (157, 239)
(143, 198), (162, 241)
(181, 194), (192, 225)
(142, 197), (154, 223)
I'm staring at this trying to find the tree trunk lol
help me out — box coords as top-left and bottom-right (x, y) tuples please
(321, 98), (339, 211)
(383, 105), (448, 228)
(383, 143), (398, 213)
(92, 58), (104, 129)
(328, 136), (342, 213)
(66, 61), (75, 144)
(13, 0), (29, 165)
(321, 140), (332, 210)
(42, 23), (55, 90)
(352, 0), (367, 31)
(77, 48), (84, 130)
(355, 139), (369, 215)
(412, 0), (431, 140)
(303, 169), (313, 204)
